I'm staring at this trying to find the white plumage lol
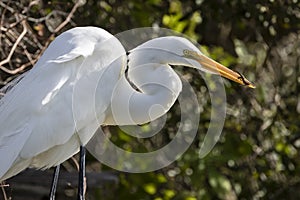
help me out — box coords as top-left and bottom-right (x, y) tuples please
(0, 27), (254, 181)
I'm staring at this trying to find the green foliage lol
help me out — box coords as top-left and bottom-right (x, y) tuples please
(1, 0), (300, 199)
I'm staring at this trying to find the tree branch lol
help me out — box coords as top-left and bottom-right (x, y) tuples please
(0, 20), (27, 74)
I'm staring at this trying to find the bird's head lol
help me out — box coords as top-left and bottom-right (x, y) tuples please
(129, 36), (255, 88)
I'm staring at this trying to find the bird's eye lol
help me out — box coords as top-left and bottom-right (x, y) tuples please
(183, 49), (198, 59)
(183, 49), (191, 56)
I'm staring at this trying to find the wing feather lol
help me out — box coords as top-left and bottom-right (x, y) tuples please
(0, 123), (31, 179)
(0, 27), (125, 180)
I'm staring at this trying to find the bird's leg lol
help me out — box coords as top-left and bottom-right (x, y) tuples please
(49, 165), (60, 200)
(77, 145), (86, 200)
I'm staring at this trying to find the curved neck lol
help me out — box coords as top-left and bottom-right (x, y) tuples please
(104, 64), (182, 125)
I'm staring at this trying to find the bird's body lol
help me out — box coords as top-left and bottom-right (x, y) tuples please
(0, 27), (254, 182)
(0, 27), (125, 180)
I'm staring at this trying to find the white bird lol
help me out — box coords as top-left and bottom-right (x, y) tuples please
(0, 27), (254, 198)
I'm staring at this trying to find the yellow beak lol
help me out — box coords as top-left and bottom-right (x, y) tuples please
(184, 50), (255, 88)
(197, 54), (255, 88)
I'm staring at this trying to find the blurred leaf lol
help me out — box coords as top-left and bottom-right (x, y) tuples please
(143, 183), (157, 195)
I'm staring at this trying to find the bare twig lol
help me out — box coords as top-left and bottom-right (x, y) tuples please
(0, 0), (81, 76)
(28, 0), (82, 69)
(39, 0), (81, 55)
(71, 156), (80, 171)
(0, 1), (14, 13)
(0, 181), (9, 200)
(23, 48), (35, 66)
(1, 59), (35, 75)
(0, 20), (27, 74)
(54, 1), (81, 33)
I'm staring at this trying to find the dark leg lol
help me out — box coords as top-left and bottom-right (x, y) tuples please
(77, 145), (86, 200)
(49, 165), (60, 200)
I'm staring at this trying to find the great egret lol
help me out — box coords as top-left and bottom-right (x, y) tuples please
(0, 27), (254, 199)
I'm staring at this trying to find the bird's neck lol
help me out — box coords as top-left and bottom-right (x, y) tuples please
(103, 64), (182, 125)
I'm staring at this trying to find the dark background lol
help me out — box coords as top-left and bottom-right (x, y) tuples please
(0, 0), (300, 199)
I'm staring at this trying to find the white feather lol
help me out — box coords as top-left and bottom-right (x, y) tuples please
(0, 26), (241, 181)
